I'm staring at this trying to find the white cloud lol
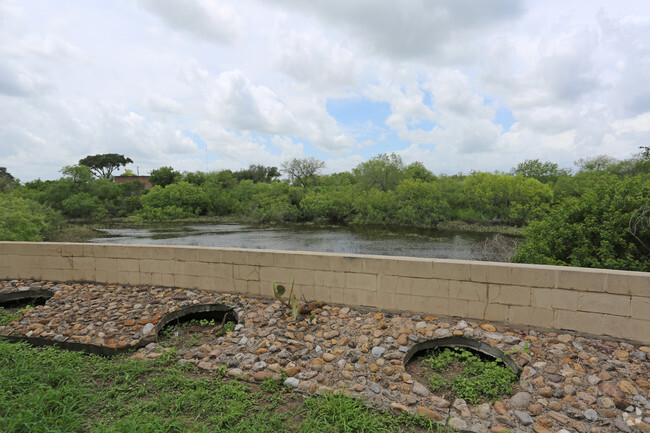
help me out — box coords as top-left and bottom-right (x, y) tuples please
(266, 0), (525, 62)
(0, 61), (52, 96)
(272, 27), (363, 91)
(6, 34), (86, 63)
(142, 93), (183, 113)
(136, 0), (241, 44)
(3, 0), (650, 182)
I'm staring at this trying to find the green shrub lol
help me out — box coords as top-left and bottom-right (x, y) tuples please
(0, 195), (62, 241)
(514, 177), (650, 271)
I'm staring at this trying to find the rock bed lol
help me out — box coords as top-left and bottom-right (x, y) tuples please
(1, 279), (648, 433)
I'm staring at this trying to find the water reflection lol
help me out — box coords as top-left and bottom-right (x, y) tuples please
(90, 223), (499, 260)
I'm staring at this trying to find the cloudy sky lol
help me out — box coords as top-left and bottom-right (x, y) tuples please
(1, 0), (650, 182)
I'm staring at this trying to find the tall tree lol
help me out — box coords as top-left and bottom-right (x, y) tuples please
(78, 154), (133, 179)
(574, 154), (617, 173)
(0, 167), (17, 191)
(281, 157), (326, 187)
(511, 159), (569, 184)
(233, 165), (281, 183)
(149, 166), (181, 187)
(353, 153), (405, 191)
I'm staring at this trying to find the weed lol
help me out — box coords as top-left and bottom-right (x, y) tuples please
(422, 347), (518, 404)
(273, 278), (300, 320)
(427, 374), (449, 391)
(503, 340), (531, 357)
(0, 305), (34, 326)
(215, 320), (236, 336)
(0, 339), (457, 432)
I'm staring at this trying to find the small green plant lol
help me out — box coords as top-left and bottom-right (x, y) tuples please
(503, 340), (531, 357)
(273, 278), (299, 320)
(0, 305), (34, 326)
(427, 374), (449, 391)
(215, 321), (236, 336)
(422, 347), (518, 404)
(188, 333), (201, 347)
(215, 365), (227, 377)
(260, 376), (284, 393)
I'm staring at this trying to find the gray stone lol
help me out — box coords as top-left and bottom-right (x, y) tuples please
(141, 323), (155, 336)
(252, 361), (267, 371)
(476, 403), (491, 419)
(614, 417), (632, 432)
(412, 381), (430, 397)
(447, 417), (467, 431)
(368, 381), (381, 394)
(283, 377), (299, 388)
(371, 346), (386, 358)
(514, 410), (534, 426)
(587, 375), (601, 385)
(484, 332), (503, 341)
(584, 409), (598, 421)
(227, 368), (242, 378)
(509, 391), (532, 409)
(434, 328), (450, 338)
(238, 336), (248, 346)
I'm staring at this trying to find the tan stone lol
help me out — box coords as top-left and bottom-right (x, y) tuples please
(416, 406), (443, 422)
(618, 380), (638, 395)
(480, 323), (497, 332)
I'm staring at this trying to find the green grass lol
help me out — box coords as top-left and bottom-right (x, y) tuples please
(0, 306), (33, 325)
(421, 347), (518, 404)
(0, 339), (457, 433)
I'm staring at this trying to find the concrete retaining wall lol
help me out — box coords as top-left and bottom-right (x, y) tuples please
(1, 242), (648, 343)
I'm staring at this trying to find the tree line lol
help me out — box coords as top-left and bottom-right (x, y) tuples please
(1, 149), (649, 271)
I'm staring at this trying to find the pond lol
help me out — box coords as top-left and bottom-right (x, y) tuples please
(89, 223), (517, 261)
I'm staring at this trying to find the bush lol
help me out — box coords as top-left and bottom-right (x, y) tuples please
(0, 195), (63, 241)
(61, 192), (108, 220)
(513, 177), (650, 271)
(139, 182), (209, 219)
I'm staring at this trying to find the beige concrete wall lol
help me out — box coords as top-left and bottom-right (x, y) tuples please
(1, 242), (648, 343)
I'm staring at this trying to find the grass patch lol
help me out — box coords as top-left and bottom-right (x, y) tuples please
(421, 347), (518, 404)
(0, 339), (456, 432)
(0, 305), (33, 325)
(436, 220), (524, 236)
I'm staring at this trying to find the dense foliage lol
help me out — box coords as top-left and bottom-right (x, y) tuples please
(514, 177), (650, 271)
(1, 151), (649, 270)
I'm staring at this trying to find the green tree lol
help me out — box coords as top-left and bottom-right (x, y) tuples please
(511, 159), (569, 184)
(233, 165), (281, 183)
(574, 154), (617, 173)
(61, 165), (93, 185)
(0, 195), (62, 241)
(281, 157), (326, 187)
(139, 181), (209, 220)
(61, 192), (108, 220)
(78, 154), (133, 179)
(513, 177), (650, 271)
(353, 153), (405, 191)
(462, 172), (553, 224)
(393, 179), (451, 226)
(300, 187), (356, 223)
(405, 162), (436, 182)
(149, 166), (181, 187)
(0, 167), (18, 191)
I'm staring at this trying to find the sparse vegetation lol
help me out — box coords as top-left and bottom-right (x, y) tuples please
(421, 347), (518, 404)
(0, 339), (457, 432)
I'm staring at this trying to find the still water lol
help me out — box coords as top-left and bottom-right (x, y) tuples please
(90, 223), (505, 260)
